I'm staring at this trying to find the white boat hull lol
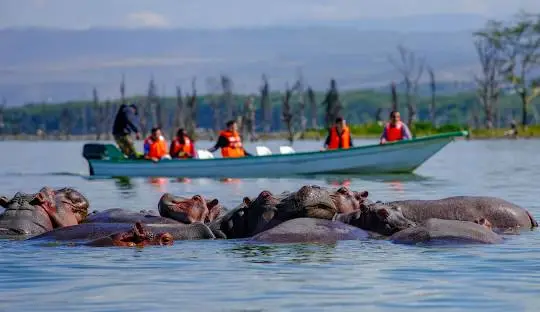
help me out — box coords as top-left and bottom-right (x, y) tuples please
(85, 132), (466, 178)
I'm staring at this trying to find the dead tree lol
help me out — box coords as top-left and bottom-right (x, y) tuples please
(243, 96), (257, 141)
(206, 77), (221, 135)
(171, 86), (185, 138)
(120, 74), (126, 105)
(390, 81), (398, 112)
(427, 66), (437, 127)
(147, 77), (158, 128)
(473, 37), (501, 129)
(321, 79), (341, 129)
(92, 87), (106, 140)
(186, 77), (198, 139)
(307, 86), (317, 129)
(59, 107), (73, 140)
(292, 69), (307, 138)
(282, 84), (295, 144)
(389, 45), (425, 128)
(220, 75), (234, 122)
(260, 74), (272, 133)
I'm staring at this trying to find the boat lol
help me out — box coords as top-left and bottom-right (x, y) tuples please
(82, 131), (468, 178)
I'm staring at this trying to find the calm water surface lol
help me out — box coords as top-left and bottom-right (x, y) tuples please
(0, 139), (539, 311)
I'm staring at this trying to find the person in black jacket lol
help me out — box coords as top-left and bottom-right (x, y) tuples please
(112, 103), (141, 158)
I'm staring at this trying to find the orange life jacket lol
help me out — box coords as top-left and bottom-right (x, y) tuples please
(386, 122), (404, 142)
(328, 126), (351, 150)
(219, 130), (245, 158)
(144, 135), (168, 159)
(170, 136), (195, 158)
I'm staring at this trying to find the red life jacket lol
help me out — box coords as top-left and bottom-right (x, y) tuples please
(385, 122), (404, 142)
(328, 126), (351, 149)
(219, 130), (245, 158)
(170, 136), (195, 158)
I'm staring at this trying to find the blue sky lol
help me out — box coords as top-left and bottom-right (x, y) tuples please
(1, 0), (539, 29)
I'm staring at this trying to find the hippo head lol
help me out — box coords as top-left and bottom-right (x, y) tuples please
(158, 193), (209, 224)
(54, 187), (90, 222)
(217, 190), (280, 238)
(89, 222), (174, 247)
(474, 218), (493, 230)
(205, 198), (223, 223)
(29, 187), (57, 215)
(339, 201), (415, 236)
(331, 187), (369, 214)
(277, 185), (338, 220)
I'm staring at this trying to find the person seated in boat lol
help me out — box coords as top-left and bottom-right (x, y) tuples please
(144, 127), (170, 162)
(380, 111), (412, 144)
(170, 128), (196, 159)
(112, 103), (141, 158)
(207, 120), (252, 158)
(324, 117), (353, 150)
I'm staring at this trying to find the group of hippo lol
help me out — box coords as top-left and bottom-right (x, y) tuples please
(0, 185), (537, 247)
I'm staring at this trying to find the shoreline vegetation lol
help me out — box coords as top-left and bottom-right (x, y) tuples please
(2, 123), (539, 142)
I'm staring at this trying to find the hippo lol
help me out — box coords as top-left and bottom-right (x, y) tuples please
(335, 201), (416, 236)
(29, 222), (216, 241)
(275, 185), (338, 221)
(388, 218), (504, 245)
(248, 218), (369, 244)
(0, 187), (86, 236)
(158, 193), (220, 224)
(330, 186), (370, 214)
(387, 196), (538, 231)
(84, 208), (181, 224)
(85, 222), (174, 247)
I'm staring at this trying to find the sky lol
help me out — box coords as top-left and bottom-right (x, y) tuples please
(1, 0), (540, 29)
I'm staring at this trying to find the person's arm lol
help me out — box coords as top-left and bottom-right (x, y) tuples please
(380, 126), (387, 144)
(402, 123), (412, 139)
(323, 133), (331, 149)
(349, 134), (353, 147)
(208, 136), (227, 153)
(124, 108), (140, 134)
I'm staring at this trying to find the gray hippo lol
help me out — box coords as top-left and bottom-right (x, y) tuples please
(387, 196), (538, 231)
(335, 201), (416, 236)
(249, 218), (369, 244)
(84, 208), (181, 224)
(84, 222), (174, 247)
(389, 218), (504, 245)
(28, 222), (215, 241)
(158, 193), (222, 224)
(0, 187), (90, 236)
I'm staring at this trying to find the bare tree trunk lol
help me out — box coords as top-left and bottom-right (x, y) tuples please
(59, 107), (72, 140)
(171, 86), (185, 138)
(186, 77), (198, 139)
(282, 85), (295, 145)
(473, 37), (500, 129)
(92, 88), (104, 140)
(147, 77), (158, 128)
(243, 96), (257, 141)
(389, 45), (424, 128)
(307, 86), (317, 129)
(322, 79), (341, 130)
(390, 81), (398, 112)
(260, 74), (271, 133)
(428, 67), (437, 127)
(120, 74), (126, 105)
(0, 97), (5, 139)
(221, 75), (234, 122)
(294, 69), (307, 138)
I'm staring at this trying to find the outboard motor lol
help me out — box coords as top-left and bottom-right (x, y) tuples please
(82, 143), (108, 176)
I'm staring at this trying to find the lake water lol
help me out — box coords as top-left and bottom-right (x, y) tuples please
(0, 139), (539, 311)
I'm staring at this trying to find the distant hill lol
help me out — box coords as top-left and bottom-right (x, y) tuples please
(0, 22), (484, 106)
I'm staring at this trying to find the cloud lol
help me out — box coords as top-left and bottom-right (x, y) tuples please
(126, 11), (169, 28)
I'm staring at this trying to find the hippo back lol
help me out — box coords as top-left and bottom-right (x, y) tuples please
(84, 208), (180, 224)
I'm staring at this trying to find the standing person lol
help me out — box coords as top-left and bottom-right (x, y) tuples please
(170, 128), (196, 159)
(324, 117), (353, 150)
(208, 120), (252, 158)
(143, 127), (169, 162)
(112, 103), (141, 158)
(379, 111), (412, 144)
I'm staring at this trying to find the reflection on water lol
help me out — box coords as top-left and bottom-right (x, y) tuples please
(228, 241), (339, 264)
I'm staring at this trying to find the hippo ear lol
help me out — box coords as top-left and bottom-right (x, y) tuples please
(359, 191), (368, 198)
(0, 196), (8, 208)
(376, 208), (390, 220)
(243, 197), (251, 206)
(207, 199), (219, 208)
(29, 192), (47, 205)
(359, 203), (369, 213)
(336, 187), (348, 195)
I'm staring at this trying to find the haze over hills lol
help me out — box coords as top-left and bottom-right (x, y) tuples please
(0, 13), (490, 106)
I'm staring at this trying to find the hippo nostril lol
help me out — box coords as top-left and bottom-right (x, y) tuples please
(260, 191), (271, 198)
(192, 195), (203, 201)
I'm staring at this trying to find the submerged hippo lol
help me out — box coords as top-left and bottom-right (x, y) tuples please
(389, 218), (504, 245)
(158, 193), (221, 224)
(335, 201), (416, 236)
(85, 222), (174, 247)
(275, 185), (338, 220)
(0, 187), (88, 236)
(84, 208), (181, 224)
(387, 196), (538, 231)
(29, 222), (215, 241)
(249, 218), (369, 244)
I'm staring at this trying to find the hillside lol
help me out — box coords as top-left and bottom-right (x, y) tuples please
(0, 26), (481, 105)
